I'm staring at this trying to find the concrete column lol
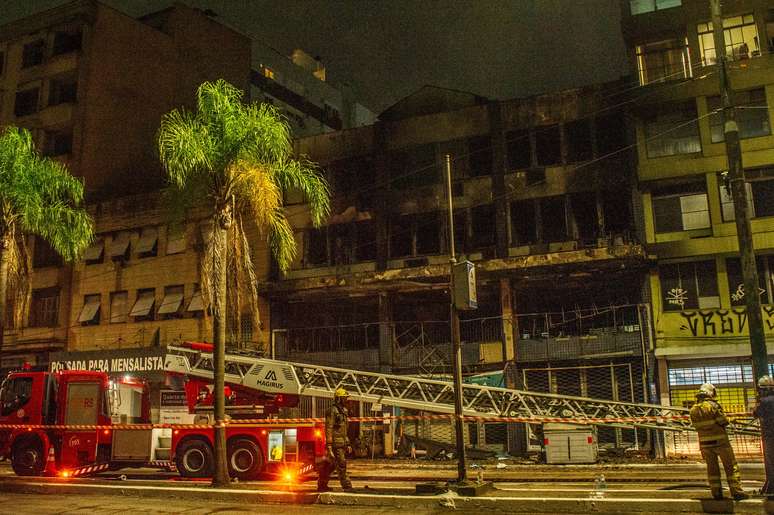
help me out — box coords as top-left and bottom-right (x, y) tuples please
(378, 292), (393, 372)
(488, 101), (509, 258)
(499, 278), (516, 362)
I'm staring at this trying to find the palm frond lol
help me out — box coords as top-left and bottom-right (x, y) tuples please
(266, 207), (297, 272)
(158, 108), (213, 188)
(269, 157), (331, 227)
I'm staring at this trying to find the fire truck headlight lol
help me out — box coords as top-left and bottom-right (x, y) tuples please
(314, 430), (322, 439)
(284, 471), (294, 482)
(103, 429), (110, 435)
(60, 470), (70, 478)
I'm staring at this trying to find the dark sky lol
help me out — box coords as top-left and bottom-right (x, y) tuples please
(0, 0), (630, 112)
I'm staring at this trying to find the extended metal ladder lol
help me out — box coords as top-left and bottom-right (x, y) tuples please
(164, 344), (760, 436)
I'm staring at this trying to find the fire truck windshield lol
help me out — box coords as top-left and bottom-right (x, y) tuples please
(1, 376), (33, 416)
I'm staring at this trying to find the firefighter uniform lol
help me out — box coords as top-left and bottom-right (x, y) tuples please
(318, 388), (352, 491)
(754, 375), (774, 497)
(689, 383), (745, 500)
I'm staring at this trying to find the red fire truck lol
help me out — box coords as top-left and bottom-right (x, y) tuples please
(0, 343), (325, 480)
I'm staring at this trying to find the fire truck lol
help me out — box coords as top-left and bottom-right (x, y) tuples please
(0, 342), (324, 480)
(0, 341), (761, 479)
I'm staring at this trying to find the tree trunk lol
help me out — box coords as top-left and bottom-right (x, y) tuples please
(211, 207), (231, 487)
(0, 235), (9, 372)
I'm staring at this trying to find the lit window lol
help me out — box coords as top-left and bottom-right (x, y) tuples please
(698, 14), (759, 66)
(636, 38), (692, 85)
(262, 66), (275, 80)
(629, 0), (681, 15)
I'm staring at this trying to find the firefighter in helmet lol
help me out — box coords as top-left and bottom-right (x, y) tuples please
(753, 375), (774, 497)
(689, 382), (748, 500)
(318, 387), (352, 492)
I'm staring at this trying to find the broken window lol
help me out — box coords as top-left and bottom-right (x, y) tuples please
(565, 119), (593, 162)
(602, 189), (633, 234)
(48, 76), (77, 106)
(535, 125), (561, 166)
(21, 39), (44, 68)
(470, 204), (496, 249)
(540, 196), (568, 242)
(698, 14), (759, 65)
(659, 260), (719, 311)
(708, 89), (769, 143)
(510, 199), (537, 246)
(644, 102), (701, 158)
(14, 87), (39, 117)
(390, 144), (437, 189)
(329, 223), (353, 266)
(415, 211), (441, 255)
(29, 287), (59, 328)
(636, 38), (692, 85)
(390, 215), (413, 258)
(33, 236), (62, 268)
(52, 30), (82, 56)
(652, 181), (709, 232)
(506, 129), (532, 170)
(570, 193), (598, 241)
(595, 113), (627, 155)
(725, 257), (769, 306)
(468, 135), (492, 176)
(306, 227), (328, 266)
(453, 209), (467, 254)
(109, 291), (128, 324)
(354, 220), (377, 261)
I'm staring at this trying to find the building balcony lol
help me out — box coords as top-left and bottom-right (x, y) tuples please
(17, 51), (80, 83)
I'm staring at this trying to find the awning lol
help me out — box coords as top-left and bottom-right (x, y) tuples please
(135, 227), (158, 254)
(166, 229), (186, 255)
(77, 296), (101, 323)
(109, 232), (131, 258)
(158, 289), (184, 314)
(110, 293), (127, 323)
(83, 238), (104, 261)
(130, 290), (155, 317)
(187, 290), (204, 312)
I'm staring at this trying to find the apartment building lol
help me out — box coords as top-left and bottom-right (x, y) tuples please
(621, 0), (774, 420)
(266, 83), (652, 452)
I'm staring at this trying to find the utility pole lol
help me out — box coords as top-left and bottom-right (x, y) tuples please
(444, 153), (467, 484)
(710, 0), (769, 383)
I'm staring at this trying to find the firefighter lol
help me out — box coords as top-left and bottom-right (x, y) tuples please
(689, 382), (748, 501)
(753, 375), (774, 498)
(317, 387), (352, 492)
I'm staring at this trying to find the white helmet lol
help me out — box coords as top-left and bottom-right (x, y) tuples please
(758, 375), (774, 388)
(698, 383), (716, 398)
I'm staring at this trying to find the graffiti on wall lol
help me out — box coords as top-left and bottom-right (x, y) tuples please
(679, 306), (774, 337)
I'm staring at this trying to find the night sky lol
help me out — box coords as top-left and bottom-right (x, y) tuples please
(0, 0), (630, 113)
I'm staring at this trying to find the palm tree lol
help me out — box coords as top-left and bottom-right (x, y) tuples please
(0, 126), (94, 362)
(157, 80), (330, 486)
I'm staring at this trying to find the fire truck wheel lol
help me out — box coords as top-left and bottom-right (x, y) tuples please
(175, 439), (214, 478)
(227, 439), (263, 480)
(11, 438), (45, 476)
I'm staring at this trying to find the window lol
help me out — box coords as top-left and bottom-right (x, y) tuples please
(261, 65), (275, 79)
(540, 196), (568, 242)
(130, 289), (155, 321)
(166, 226), (187, 255)
(187, 286), (205, 314)
(629, 0), (681, 15)
(135, 227), (158, 258)
(636, 38), (692, 85)
(595, 113), (627, 155)
(535, 125), (561, 166)
(725, 256), (770, 306)
(21, 39), (44, 68)
(109, 291), (128, 324)
(668, 363), (763, 410)
(468, 136), (492, 176)
(570, 193), (599, 241)
(14, 87), (39, 117)
(83, 238), (104, 265)
(565, 119), (592, 162)
(306, 227), (328, 266)
(389, 215), (412, 258)
(698, 14), (759, 66)
(77, 294), (101, 325)
(721, 170), (774, 220)
(108, 231), (131, 261)
(51, 30), (82, 56)
(29, 287), (59, 327)
(644, 102), (701, 157)
(355, 220), (377, 261)
(390, 144), (437, 189)
(511, 199), (537, 246)
(484, 423), (507, 444)
(471, 204), (496, 249)
(660, 260), (719, 311)
(1, 377), (33, 416)
(652, 182), (709, 232)
(506, 129), (532, 169)
(44, 130), (72, 156)
(708, 89), (769, 143)
(415, 212), (440, 256)
(48, 76), (77, 106)
(158, 285), (184, 318)
(33, 236), (61, 268)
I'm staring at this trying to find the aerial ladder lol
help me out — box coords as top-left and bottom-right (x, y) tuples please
(164, 344), (760, 436)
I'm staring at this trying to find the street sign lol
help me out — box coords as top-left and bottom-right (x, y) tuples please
(453, 260), (477, 310)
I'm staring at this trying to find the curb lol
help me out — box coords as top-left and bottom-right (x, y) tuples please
(1, 480), (766, 513)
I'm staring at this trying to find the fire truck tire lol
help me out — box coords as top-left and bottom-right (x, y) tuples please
(11, 438), (45, 476)
(227, 439), (263, 480)
(175, 439), (214, 478)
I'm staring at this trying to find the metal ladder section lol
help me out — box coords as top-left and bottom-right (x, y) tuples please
(164, 345), (760, 436)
